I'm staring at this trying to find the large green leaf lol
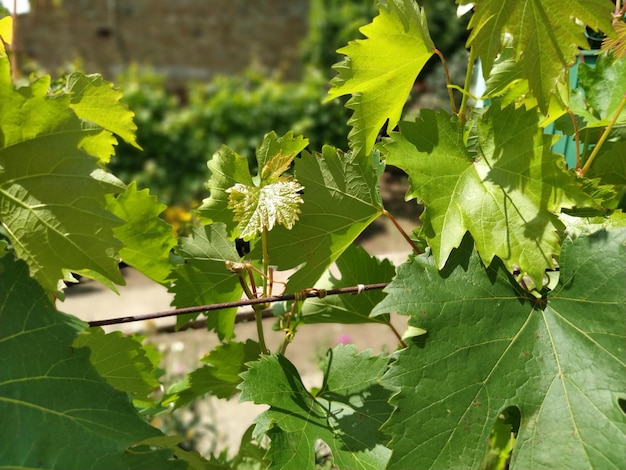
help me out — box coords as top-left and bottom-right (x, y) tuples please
(0, 56), (126, 293)
(464, 0), (613, 112)
(0, 254), (184, 469)
(374, 228), (626, 469)
(106, 182), (177, 284)
(262, 146), (384, 292)
(326, 0), (434, 158)
(384, 105), (593, 286)
(168, 224), (243, 339)
(239, 345), (393, 469)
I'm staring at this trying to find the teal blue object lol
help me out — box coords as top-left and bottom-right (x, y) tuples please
(545, 50), (598, 169)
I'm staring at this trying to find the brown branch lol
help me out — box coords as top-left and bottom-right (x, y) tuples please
(87, 282), (389, 328)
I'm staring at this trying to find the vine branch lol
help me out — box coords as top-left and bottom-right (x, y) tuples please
(87, 282), (389, 328)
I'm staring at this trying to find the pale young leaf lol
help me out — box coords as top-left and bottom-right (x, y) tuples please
(227, 178), (304, 240)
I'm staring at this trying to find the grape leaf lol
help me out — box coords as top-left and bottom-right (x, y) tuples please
(228, 178), (304, 240)
(261, 146), (384, 292)
(168, 224), (243, 339)
(296, 244), (396, 325)
(383, 104), (593, 286)
(66, 72), (141, 155)
(73, 328), (162, 404)
(465, 0), (613, 112)
(326, 0), (434, 158)
(0, 56), (126, 293)
(576, 53), (626, 128)
(169, 339), (261, 409)
(239, 345), (393, 469)
(106, 182), (177, 284)
(201, 132), (308, 237)
(0, 254), (184, 469)
(374, 228), (626, 469)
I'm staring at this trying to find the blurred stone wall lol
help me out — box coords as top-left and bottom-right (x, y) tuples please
(17, 0), (308, 85)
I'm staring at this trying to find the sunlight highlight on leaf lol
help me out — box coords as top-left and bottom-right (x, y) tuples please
(327, 0), (434, 157)
(228, 178), (304, 240)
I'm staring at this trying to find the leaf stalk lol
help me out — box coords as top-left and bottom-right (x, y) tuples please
(434, 48), (458, 115)
(578, 93), (626, 176)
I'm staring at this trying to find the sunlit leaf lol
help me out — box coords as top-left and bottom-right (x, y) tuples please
(327, 0), (434, 157)
(106, 182), (177, 284)
(384, 104), (593, 286)
(261, 146), (384, 292)
(202, 131), (308, 239)
(602, 20), (626, 58)
(228, 178), (304, 240)
(66, 72), (141, 155)
(0, 56), (125, 293)
(466, 0), (613, 112)
(257, 131), (309, 184)
(0, 16), (11, 56)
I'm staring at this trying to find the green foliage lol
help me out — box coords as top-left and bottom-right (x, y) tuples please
(239, 345), (393, 469)
(0, 54), (131, 293)
(294, 244), (395, 325)
(260, 145), (384, 292)
(375, 227), (626, 469)
(327, 0), (435, 157)
(106, 182), (177, 284)
(168, 340), (261, 408)
(384, 104), (593, 287)
(0, 255), (183, 469)
(168, 224), (243, 338)
(2, 1), (626, 469)
(464, 0), (614, 112)
(73, 327), (163, 406)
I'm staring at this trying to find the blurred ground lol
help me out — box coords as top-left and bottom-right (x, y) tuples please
(60, 172), (420, 456)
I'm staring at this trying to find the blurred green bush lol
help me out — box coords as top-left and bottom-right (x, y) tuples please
(110, 66), (349, 207)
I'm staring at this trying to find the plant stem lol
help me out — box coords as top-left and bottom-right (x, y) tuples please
(434, 48), (457, 115)
(578, 93), (626, 177)
(262, 227), (269, 298)
(257, 226), (271, 353)
(382, 209), (421, 254)
(459, 47), (477, 123)
(254, 305), (269, 354)
(88, 283), (389, 327)
(388, 322), (408, 349)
